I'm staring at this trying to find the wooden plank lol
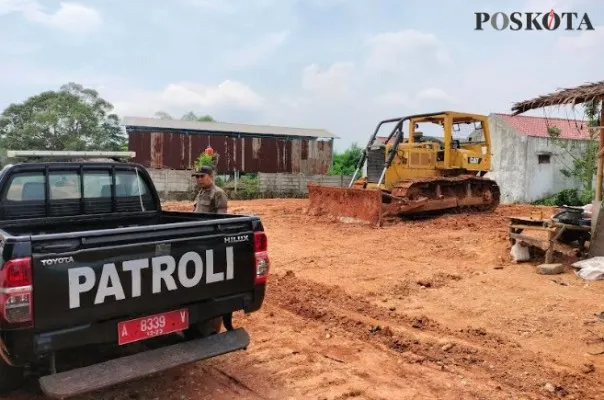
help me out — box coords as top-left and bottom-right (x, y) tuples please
(551, 222), (591, 232)
(509, 224), (556, 232)
(509, 233), (549, 251)
(508, 217), (549, 226)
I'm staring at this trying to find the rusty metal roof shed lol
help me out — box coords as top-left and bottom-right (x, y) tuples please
(122, 116), (338, 139)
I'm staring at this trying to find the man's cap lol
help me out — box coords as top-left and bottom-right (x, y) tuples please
(192, 165), (213, 176)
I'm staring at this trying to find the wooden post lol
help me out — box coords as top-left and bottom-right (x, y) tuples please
(597, 99), (604, 201)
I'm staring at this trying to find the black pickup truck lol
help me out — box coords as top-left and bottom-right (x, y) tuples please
(0, 152), (269, 398)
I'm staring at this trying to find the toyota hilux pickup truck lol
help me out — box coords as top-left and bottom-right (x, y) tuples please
(0, 151), (269, 398)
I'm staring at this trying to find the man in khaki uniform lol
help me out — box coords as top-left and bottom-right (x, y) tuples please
(192, 165), (228, 213)
(188, 165), (228, 338)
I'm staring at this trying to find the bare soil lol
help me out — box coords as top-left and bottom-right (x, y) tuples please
(5, 199), (604, 400)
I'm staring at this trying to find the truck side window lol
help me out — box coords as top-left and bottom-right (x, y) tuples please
(49, 172), (81, 200)
(5, 172), (45, 201)
(83, 171), (112, 198)
(115, 170), (150, 197)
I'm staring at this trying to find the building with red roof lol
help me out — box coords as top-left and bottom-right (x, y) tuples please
(491, 113), (591, 141)
(487, 113), (592, 204)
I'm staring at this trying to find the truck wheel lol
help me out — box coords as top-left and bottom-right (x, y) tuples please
(0, 356), (24, 394)
(184, 317), (223, 339)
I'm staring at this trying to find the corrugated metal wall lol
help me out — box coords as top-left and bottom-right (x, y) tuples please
(127, 130), (333, 175)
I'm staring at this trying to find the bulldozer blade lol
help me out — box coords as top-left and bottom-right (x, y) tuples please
(307, 183), (384, 226)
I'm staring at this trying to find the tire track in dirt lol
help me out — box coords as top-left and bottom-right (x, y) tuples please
(268, 271), (603, 400)
(220, 303), (499, 400)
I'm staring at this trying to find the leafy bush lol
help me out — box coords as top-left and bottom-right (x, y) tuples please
(580, 188), (594, 205)
(235, 174), (260, 199)
(214, 176), (226, 187)
(217, 174), (261, 200)
(532, 188), (592, 207)
(329, 143), (363, 176)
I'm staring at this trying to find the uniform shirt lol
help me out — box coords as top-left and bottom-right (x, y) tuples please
(194, 184), (228, 213)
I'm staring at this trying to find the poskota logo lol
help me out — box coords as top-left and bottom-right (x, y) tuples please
(475, 9), (594, 31)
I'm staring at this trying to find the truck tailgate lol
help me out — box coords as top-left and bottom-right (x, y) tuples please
(31, 221), (257, 332)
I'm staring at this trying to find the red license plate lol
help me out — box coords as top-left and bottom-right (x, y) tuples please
(117, 309), (189, 346)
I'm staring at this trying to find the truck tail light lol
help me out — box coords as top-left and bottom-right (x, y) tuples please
(0, 257), (33, 326)
(253, 231), (269, 285)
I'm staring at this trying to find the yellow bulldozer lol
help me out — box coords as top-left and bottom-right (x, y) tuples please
(307, 111), (501, 226)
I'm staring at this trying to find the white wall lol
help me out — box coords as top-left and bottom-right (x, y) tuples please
(486, 114), (589, 204)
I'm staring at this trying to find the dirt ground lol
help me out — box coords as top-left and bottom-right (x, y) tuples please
(5, 199), (604, 400)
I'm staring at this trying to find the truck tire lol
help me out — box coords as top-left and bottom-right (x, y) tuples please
(184, 317), (223, 339)
(0, 356), (24, 394)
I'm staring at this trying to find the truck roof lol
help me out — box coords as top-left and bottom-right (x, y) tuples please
(3, 150), (137, 166)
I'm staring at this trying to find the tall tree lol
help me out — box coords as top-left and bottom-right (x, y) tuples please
(155, 110), (216, 122)
(546, 101), (601, 201)
(0, 82), (126, 151)
(154, 111), (173, 120)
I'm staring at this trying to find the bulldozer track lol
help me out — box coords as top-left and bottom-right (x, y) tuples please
(307, 176), (501, 227)
(388, 175), (501, 216)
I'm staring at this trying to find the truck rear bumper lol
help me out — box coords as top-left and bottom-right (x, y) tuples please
(39, 328), (250, 399)
(32, 289), (264, 355)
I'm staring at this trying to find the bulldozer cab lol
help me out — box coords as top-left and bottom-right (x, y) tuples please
(365, 111), (491, 189)
(403, 111), (491, 171)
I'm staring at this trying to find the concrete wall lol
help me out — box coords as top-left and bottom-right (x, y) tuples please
(486, 114), (589, 204)
(144, 168), (352, 197)
(146, 168), (195, 194)
(258, 173), (353, 195)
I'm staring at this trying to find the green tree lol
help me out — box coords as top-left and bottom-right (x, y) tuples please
(181, 111), (216, 122)
(154, 110), (216, 122)
(154, 111), (173, 120)
(329, 143), (363, 175)
(0, 82), (126, 151)
(546, 101), (600, 203)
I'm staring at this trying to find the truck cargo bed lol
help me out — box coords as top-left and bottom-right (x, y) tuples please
(0, 210), (251, 236)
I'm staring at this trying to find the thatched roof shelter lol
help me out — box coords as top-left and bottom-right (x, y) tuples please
(511, 81), (604, 115)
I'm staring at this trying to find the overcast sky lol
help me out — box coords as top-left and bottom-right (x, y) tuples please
(0, 0), (603, 150)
